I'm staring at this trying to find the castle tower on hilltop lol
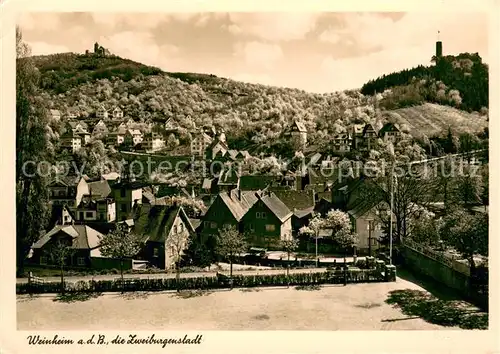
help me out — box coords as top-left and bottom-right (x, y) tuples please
(435, 31), (443, 59)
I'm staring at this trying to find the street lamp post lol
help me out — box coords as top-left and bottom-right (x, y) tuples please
(389, 170), (397, 265)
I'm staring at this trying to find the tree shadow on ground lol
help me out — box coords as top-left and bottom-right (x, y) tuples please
(396, 268), (463, 301)
(385, 289), (488, 329)
(355, 302), (382, 309)
(295, 284), (322, 291)
(240, 288), (262, 293)
(17, 294), (41, 302)
(53, 292), (103, 303)
(172, 290), (213, 299)
(253, 314), (270, 320)
(118, 292), (151, 300)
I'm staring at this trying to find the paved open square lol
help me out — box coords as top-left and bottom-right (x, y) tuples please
(17, 277), (459, 331)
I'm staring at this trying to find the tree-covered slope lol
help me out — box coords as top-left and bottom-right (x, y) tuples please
(361, 53), (488, 113)
(32, 52), (488, 156)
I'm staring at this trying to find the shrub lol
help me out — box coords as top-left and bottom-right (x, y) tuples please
(17, 268), (390, 294)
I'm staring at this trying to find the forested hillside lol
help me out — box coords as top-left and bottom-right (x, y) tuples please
(31, 52), (488, 159)
(361, 53), (488, 113)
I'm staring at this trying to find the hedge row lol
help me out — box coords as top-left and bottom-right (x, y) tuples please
(17, 269), (387, 294)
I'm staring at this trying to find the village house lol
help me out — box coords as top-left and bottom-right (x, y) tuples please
(96, 105), (108, 119)
(74, 179), (116, 223)
(125, 129), (144, 145)
(143, 131), (165, 152)
(112, 180), (144, 221)
(287, 120), (308, 151)
(207, 136), (229, 160)
(272, 189), (315, 232)
(47, 175), (90, 209)
(379, 122), (402, 144)
(241, 190), (293, 248)
(30, 224), (105, 268)
(107, 127), (127, 146)
(164, 118), (180, 132)
(332, 133), (353, 153)
(60, 130), (83, 153)
(48, 204), (75, 228)
(75, 196), (116, 223)
(92, 120), (108, 137)
(74, 126), (91, 145)
(190, 130), (213, 157)
(356, 123), (379, 151)
(126, 118), (136, 128)
(351, 124), (365, 150)
(200, 189), (258, 237)
(65, 120), (88, 133)
(50, 109), (61, 121)
(216, 168), (240, 193)
(346, 197), (391, 256)
(112, 107), (124, 120)
(133, 204), (195, 270)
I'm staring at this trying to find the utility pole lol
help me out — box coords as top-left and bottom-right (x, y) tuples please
(368, 220), (374, 257)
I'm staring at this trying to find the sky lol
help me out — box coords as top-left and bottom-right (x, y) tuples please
(19, 12), (489, 93)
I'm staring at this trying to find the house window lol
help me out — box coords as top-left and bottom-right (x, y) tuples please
(153, 247), (159, 257)
(265, 224), (276, 232)
(85, 211), (93, 218)
(40, 256), (47, 265)
(211, 222), (217, 229)
(79, 212), (84, 220)
(261, 212), (267, 219)
(248, 223), (255, 232)
(203, 221), (210, 228)
(77, 257), (85, 266)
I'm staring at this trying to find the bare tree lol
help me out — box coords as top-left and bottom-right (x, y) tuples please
(45, 239), (75, 294)
(362, 165), (434, 244)
(166, 228), (191, 291)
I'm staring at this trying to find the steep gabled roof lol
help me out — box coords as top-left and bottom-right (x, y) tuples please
(239, 175), (278, 191)
(32, 225), (103, 250)
(272, 190), (315, 211)
(293, 120), (307, 133)
(133, 205), (195, 243)
(218, 168), (239, 185)
(362, 123), (377, 136)
(259, 192), (293, 222)
(218, 190), (259, 221)
(88, 180), (112, 198)
(379, 122), (400, 135)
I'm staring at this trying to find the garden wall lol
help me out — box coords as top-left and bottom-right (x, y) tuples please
(400, 245), (488, 309)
